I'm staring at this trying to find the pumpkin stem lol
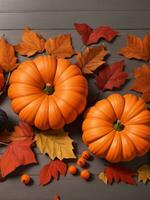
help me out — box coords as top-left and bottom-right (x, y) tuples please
(43, 83), (54, 95)
(114, 120), (124, 131)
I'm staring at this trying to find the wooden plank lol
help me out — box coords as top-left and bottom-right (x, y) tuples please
(0, 0), (150, 11)
(0, 11), (149, 29)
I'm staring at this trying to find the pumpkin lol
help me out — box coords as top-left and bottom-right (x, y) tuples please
(82, 93), (150, 163)
(0, 109), (8, 132)
(8, 55), (88, 130)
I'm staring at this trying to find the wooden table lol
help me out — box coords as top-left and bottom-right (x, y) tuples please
(0, 0), (150, 199)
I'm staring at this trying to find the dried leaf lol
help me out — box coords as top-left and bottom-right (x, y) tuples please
(0, 140), (37, 177)
(96, 60), (128, 90)
(35, 129), (76, 160)
(130, 64), (150, 102)
(0, 37), (17, 72)
(74, 23), (118, 45)
(76, 45), (107, 74)
(0, 67), (4, 91)
(119, 34), (150, 61)
(39, 160), (67, 186)
(104, 166), (136, 185)
(98, 172), (108, 184)
(137, 164), (150, 184)
(45, 34), (76, 58)
(15, 28), (45, 56)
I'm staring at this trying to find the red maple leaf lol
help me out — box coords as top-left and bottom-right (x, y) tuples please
(0, 140), (37, 177)
(39, 160), (67, 186)
(74, 23), (118, 45)
(96, 60), (128, 90)
(104, 166), (136, 185)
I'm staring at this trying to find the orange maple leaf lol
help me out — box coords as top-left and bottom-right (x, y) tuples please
(0, 38), (17, 72)
(15, 28), (45, 56)
(45, 34), (76, 58)
(119, 34), (150, 61)
(130, 64), (150, 102)
(76, 45), (107, 74)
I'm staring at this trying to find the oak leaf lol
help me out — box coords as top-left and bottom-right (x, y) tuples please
(74, 23), (118, 45)
(35, 129), (76, 160)
(0, 38), (17, 72)
(96, 60), (128, 90)
(98, 172), (108, 184)
(15, 28), (45, 56)
(45, 34), (76, 58)
(130, 64), (150, 102)
(119, 34), (150, 61)
(0, 67), (4, 91)
(104, 166), (136, 185)
(137, 164), (150, 184)
(39, 160), (67, 186)
(76, 45), (107, 74)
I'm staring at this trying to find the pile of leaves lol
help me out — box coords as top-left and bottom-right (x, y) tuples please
(0, 22), (150, 189)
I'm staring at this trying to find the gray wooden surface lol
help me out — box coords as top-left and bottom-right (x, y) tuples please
(0, 0), (150, 199)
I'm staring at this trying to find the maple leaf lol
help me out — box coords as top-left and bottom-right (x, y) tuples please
(39, 160), (67, 186)
(0, 37), (17, 72)
(104, 166), (136, 185)
(35, 129), (76, 160)
(98, 172), (108, 184)
(45, 34), (76, 58)
(130, 64), (150, 102)
(0, 140), (37, 177)
(15, 27), (45, 57)
(119, 34), (150, 61)
(137, 164), (150, 184)
(0, 67), (4, 91)
(74, 23), (118, 45)
(76, 45), (107, 74)
(96, 60), (128, 90)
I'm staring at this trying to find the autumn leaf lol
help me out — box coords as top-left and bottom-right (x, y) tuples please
(98, 172), (108, 184)
(0, 37), (17, 72)
(130, 64), (150, 102)
(45, 34), (76, 58)
(104, 166), (136, 185)
(53, 195), (60, 200)
(35, 129), (76, 160)
(0, 67), (4, 91)
(39, 160), (67, 186)
(137, 164), (150, 184)
(96, 60), (128, 90)
(15, 28), (45, 57)
(0, 140), (37, 177)
(74, 23), (118, 45)
(76, 45), (107, 74)
(119, 34), (150, 61)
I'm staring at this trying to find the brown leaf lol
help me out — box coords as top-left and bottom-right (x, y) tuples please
(45, 34), (76, 58)
(15, 28), (45, 56)
(119, 34), (150, 61)
(0, 37), (17, 72)
(76, 45), (107, 74)
(130, 64), (150, 102)
(137, 164), (150, 184)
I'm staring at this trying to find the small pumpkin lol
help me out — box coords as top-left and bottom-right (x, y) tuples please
(82, 93), (150, 163)
(8, 55), (88, 130)
(0, 109), (8, 132)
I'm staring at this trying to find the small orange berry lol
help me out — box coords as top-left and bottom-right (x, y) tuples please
(21, 174), (31, 185)
(68, 165), (77, 175)
(82, 151), (90, 160)
(80, 170), (90, 180)
(77, 157), (86, 167)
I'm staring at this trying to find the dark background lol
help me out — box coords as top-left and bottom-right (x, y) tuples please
(0, 0), (150, 199)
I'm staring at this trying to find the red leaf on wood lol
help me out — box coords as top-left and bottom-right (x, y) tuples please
(39, 160), (67, 186)
(96, 60), (128, 90)
(74, 23), (118, 45)
(104, 166), (136, 185)
(0, 140), (37, 177)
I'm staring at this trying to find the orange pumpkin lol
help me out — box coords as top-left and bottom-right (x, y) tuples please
(8, 55), (88, 130)
(82, 93), (150, 163)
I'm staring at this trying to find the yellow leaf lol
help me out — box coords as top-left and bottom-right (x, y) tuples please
(137, 164), (150, 184)
(76, 45), (107, 74)
(35, 129), (76, 160)
(0, 38), (17, 72)
(45, 34), (76, 58)
(15, 27), (45, 56)
(98, 172), (108, 184)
